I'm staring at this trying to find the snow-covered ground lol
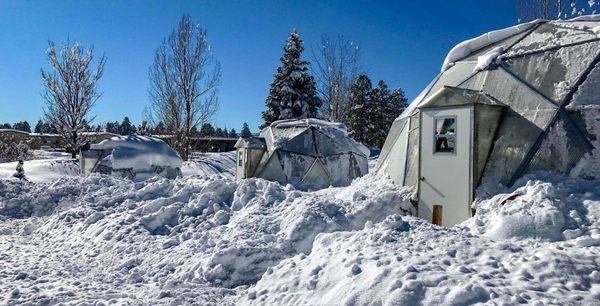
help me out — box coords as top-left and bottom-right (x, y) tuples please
(0, 152), (598, 305)
(0, 150), (237, 182)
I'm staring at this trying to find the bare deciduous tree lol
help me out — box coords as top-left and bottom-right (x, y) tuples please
(311, 34), (361, 123)
(41, 40), (106, 158)
(149, 15), (221, 161)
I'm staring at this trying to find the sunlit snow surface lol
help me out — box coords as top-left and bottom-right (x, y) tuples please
(0, 153), (598, 305)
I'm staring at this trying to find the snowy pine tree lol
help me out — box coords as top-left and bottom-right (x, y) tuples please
(34, 120), (44, 133)
(347, 75), (372, 145)
(347, 77), (407, 148)
(241, 122), (252, 138)
(262, 30), (321, 128)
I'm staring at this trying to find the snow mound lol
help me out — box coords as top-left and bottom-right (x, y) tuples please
(249, 174), (600, 305)
(92, 135), (182, 171)
(465, 173), (600, 242)
(0, 173), (413, 304)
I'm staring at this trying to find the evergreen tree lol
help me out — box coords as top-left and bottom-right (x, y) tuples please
(1, 123), (11, 129)
(214, 127), (225, 137)
(262, 30), (321, 127)
(105, 121), (120, 134)
(229, 128), (237, 138)
(346, 77), (407, 148)
(12, 121), (31, 133)
(34, 120), (44, 133)
(346, 75), (373, 145)
(241, 122), (252, 138)
(119, 117), (137, 135)
(200, 123), (215, 137)
(368, 80), (407, 148)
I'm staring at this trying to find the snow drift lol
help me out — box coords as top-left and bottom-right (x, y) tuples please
(0, 173), (413, 304)
(247, 174), (600, 306)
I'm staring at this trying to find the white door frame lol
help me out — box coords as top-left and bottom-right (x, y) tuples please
(418, 105), (474, 227)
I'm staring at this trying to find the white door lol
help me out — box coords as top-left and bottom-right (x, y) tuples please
(418, 106), (472, 227)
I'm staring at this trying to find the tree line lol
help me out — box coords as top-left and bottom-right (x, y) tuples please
(3, 118), (253, 139)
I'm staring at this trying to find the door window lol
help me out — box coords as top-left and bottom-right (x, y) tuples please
(238, 150), (243, 166)
(434, 117), (456, 154)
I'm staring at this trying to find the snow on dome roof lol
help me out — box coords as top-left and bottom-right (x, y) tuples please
(91, 135), (182, 171)
(441, 14), (600, 72)
(270, 118), (347, 133)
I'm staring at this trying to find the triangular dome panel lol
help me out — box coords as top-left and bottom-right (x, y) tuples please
(505, 40), (600, 104)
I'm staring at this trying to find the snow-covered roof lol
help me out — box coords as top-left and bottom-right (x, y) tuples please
(270, 118), (348, 133)
(263, 118), (369, 158)
(0, 129), (30, 135)
(234, 137), (266, 149)
(442, 14), (600, 72)
(91, 135), (182, 170)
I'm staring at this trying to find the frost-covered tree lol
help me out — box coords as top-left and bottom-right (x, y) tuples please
(240, 122), (252, 138)
(41, 40), (105, 158)
(0, 140), (30, 163)
(347, 75), (373, 145)
(118, 117), (137, 135)
(312, 34), (361, 123)
(149, 15), (221, 161)
(262, 30), (321, 128)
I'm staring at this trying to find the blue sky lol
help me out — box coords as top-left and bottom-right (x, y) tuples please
(0, 1), (516, 132)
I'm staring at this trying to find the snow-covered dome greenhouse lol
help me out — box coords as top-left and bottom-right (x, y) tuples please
(376, 16), (600, 227)
(235, 119), (369, 190)
(80, 135), (182, 181)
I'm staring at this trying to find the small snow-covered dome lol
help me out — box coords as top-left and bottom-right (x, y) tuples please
(251, 118), (369, 189)
(82, 135), (182, 180)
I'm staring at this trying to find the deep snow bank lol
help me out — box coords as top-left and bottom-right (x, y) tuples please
(246, 173), (600, 305)
(466, 173), (600, 243)
(0, 173), (413, 305)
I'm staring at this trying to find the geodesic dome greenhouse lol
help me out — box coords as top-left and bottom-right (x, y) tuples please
(80, 135), (182, 181)
(377, 16), (600, 193)
(235, 119), (369, 190)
